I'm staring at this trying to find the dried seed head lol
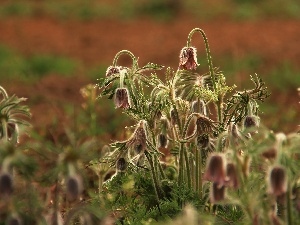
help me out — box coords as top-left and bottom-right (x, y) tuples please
(105, 66), (125, 77)
(268, 166), (287, 197)
(66, 175), (83, 202)
(127, 121), (147, 154)
(179, 47), (199, 70)
(116, 157), (127, 172)
(210, 182), (226, 203)
(226, 163), (239, 189)
(196, 115), (215, 135)
(191, 100), (207, 116)
(0, 172), (13, 197)
(158, 133), (168, 148)
(204, 153), (227, 186)
(114, 88), (131, 109)
(244, 115), (260, 129)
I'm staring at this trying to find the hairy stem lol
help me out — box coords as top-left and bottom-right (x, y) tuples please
(112, 50), (136, 67)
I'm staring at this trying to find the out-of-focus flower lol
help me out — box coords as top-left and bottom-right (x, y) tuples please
(225, 163), (239, 189)
(0, 172), (13, 197)
(114, 88), (131, 109)
(268, 166), (287, 197)
(261, 146), (277, 160)
(210, 182), (225, 203)
(179, 47), (199, 70)
(204, 153), (227, 186)
(66, 175), (83, 202)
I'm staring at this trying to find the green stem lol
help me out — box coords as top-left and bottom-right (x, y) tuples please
(286, 182), (292, 225)
(178, 143), (185, 187)
(146, 152), (163, 200)
(112, 50), (136, 67)
(0, 85), (8, 99)
(186, 28), (216, 92)
(1, 118), (8, 141)
(184, 146), (191, 189)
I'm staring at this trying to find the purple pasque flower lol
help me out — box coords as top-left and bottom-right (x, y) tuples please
(114, 88), (131, 109)
(179, 47), (199, 70)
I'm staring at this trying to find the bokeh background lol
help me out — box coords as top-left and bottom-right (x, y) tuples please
(0, 0), (299, 140)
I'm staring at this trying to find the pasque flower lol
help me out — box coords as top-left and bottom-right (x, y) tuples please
(204, 153), (227, 186)
(114, 88), (131, 109)
(268, 166), (287, 197)
(179, 47), (199, 70)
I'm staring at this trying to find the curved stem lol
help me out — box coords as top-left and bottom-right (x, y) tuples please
(0, 85), (8, 99)
(1, 118), (8, 141)
(186, 28), (216, 92)
(112, 50), (136, 67)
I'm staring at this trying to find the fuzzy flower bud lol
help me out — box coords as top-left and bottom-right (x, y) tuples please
(210, 182), (225, 203)
(116, 157), (127, 172)
(244, 115), (260, 129)
(6, 215), (22, 225)
(66, 175), (83, 202)
(179, 47), (199, 70)
(204, 153), (227, 186)
(268, 166), (287, 197)
(0, 172), (13, 197)
(191, 100), (207, 116)
(225, 163), (239, 189)
(196, 115), (215, 135)
(261, 146), (277, 160)
(105, 66), (126, 77)
(114, 88), (131, 109)
(127, 121), (147, 154)
(158, 133), (168, 148)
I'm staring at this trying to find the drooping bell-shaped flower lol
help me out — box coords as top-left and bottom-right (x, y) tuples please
(204, 153), (227, 186)
(268, 166), (287, 197)
(179, 47), (199, 70)
(114, 88), (131, 109)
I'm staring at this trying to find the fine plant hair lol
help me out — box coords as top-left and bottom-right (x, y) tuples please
(0, 27), (299, 225)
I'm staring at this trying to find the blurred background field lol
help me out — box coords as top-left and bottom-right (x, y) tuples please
(0, 0), (299, 139)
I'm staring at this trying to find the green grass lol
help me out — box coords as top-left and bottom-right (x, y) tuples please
(0, 45), (79, 82)
(0, 0), (299, 21)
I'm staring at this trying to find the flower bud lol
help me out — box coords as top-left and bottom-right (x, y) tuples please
(0, 172), (13, 197)
(196, 115), (215, 135)
(105, 66), (126, 77)
(191, 100), (207, 116)
(204, 153), (227, 186)
(66, 175), (83, 202)
(268, 166), (287, 197)
(244, 115), (260, 129)
(158, 133), (168, 148)
(210, 182), (225, 203)
(225, 163), (239, 189)
(127, 121), (147, 154)
(116, 158), (127, 172)
(179, 47), (199, 70)
(114, 88), (131, 109)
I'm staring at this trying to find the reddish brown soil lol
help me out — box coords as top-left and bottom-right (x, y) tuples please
(0, 16), (299, 134)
